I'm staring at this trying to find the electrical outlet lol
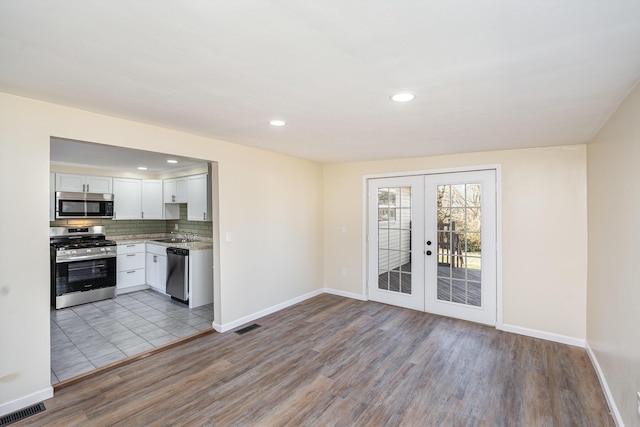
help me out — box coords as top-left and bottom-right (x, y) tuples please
(174, 224), (178, 231)
(341, 268), (347, 277)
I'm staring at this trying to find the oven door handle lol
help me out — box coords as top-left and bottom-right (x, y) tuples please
(56, 253), (116, 263)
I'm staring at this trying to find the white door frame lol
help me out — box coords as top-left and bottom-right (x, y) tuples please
(362, 164), (503, 329)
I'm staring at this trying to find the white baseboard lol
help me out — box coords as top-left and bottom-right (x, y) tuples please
(499, 324), (586, 348)
(213, 289), (324, 333)
(212, 288), (368, 333)
(585, 342), (624, 427)
(322, 287), (367, 301)
(0, 386), (53, 417)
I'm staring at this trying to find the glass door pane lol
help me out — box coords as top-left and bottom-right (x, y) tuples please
(368, 176), (425, 311)
(436, 183), (482, 306)
(377, 187), (412, 294)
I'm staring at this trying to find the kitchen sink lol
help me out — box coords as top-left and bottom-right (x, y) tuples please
(152, 238), (186, 243)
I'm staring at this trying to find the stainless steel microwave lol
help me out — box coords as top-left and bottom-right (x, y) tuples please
(55, 191), (114, 219)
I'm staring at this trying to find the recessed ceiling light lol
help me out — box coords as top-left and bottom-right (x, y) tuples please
(269, 119), (286, 126)
(137, 166), (147, 170)
(391, 92), (416, 102)
(167, 159), (178, 164)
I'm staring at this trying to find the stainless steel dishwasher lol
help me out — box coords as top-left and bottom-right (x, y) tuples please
(166, 247), (189, 303)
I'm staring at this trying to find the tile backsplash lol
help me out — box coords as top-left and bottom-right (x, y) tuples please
(51, 205), (213, 237)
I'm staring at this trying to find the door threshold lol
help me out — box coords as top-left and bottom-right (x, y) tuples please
(53, 328), (215, 392)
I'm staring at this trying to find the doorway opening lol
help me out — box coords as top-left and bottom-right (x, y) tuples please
(49, 137), (219, 384)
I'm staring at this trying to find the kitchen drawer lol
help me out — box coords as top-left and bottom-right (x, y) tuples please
(117, 269), (146, 288)
(117, 243), (145, 255)
(146, 243), (167, 256)
(117, 252), (145, 270)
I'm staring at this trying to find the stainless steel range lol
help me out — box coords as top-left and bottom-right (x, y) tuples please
(50, 226), (117, 309)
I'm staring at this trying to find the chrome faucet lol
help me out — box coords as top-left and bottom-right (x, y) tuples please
(171, 231), (195, 242)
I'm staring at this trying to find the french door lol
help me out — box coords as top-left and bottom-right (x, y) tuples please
(368, 170), (497, 326)
(368, 176), (425, 311)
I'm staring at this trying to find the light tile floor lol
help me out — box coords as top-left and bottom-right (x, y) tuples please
(50, 290), (214, 384)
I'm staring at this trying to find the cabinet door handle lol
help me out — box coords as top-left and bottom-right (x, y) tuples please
(126, 270), (136, 274)
(203, 212), (206, 220)
(86, 184), (90, 192)
(142, 212), (144, 219)
(82, 184), (86, 192)
(172, 195), (176, 203)
(126, 244), (135, 247)
(126, 254), (135, 257)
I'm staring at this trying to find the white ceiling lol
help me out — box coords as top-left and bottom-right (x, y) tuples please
(1, 1), (639, 164)
(50, 137), (206, 174)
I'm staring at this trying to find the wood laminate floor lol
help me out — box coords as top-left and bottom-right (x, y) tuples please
(19, 294), (613, 426)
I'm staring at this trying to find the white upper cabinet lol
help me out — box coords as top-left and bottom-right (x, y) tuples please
(163, 177), (188, 203)
(187, 174), (210, 221)
(86, 176), (113, 193)
(56, 173), (112, 193)
(141, 180), (163, 220)
(113, 178), (142, 220)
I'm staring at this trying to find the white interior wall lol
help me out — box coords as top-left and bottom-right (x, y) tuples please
(4, 87), (623, 419)
(0, 92), (324, 413)
(587, 83), (640, 427)
(323, 145), (588, 340)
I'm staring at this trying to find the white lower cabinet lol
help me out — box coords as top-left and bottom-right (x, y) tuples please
(146, 244), (167, 293)
(117, 243), (146, 293)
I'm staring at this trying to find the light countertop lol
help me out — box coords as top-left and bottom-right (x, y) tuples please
(110, 234), (213, 251)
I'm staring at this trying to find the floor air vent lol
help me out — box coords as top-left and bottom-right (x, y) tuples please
(235, 323), (261, 335)
(0, 402), (46, 426)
